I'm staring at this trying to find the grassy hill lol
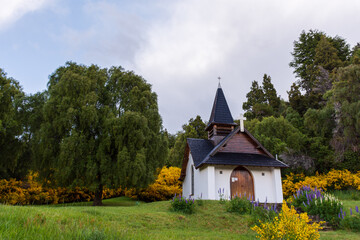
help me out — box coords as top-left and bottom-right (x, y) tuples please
(1, 197), (360, 239)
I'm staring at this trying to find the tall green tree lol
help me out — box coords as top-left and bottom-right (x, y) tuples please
(290, 30), (350, 93)
(262, 74), (281, 111)
(38, 62), (167, 205)
(243, 75), (280, 120)
(331, 64), (360, 157)
(0, 69), (24, 179)
(15, 92), (47, 178)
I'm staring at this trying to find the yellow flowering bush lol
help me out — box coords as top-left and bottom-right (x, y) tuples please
(0, 172), (122, 205)
(283, 170), (360, 199)
(0, 167), (182, 204)
(252, 202), (323, 240)
(137, 166), (182, 202)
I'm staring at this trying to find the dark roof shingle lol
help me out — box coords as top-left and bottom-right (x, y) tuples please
(187, 138), (214, 166)
(206, 86), (236, 130)
(203, 152), (288, 168)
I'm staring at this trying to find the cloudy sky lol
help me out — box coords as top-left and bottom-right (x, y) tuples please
(1, 0), (359, 133)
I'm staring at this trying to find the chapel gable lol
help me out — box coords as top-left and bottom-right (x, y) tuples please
(218, 132), (267, 156)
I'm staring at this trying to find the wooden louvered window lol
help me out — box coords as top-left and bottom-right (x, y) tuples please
(191, 165), (194, 196)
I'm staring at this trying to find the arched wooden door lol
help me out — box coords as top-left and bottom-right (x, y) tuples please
(230, 167), (254, 200)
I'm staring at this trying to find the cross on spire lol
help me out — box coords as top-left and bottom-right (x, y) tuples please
(239, 113), (246, 132)
(218, 76), (221, 88)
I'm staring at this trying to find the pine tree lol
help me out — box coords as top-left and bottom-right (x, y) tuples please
(262, 74), (281, 111)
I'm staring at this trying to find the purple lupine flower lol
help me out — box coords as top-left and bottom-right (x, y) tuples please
(185, 199), (188, 204)
(344, 212), (346, 217)
(341, 208), (343, 216)
(356, 206), (359, 213)
(338, 213), (341, 219)
(350, 208), (353, 215)
(303, 202), (306, 207)
(222, 188), (224, 194)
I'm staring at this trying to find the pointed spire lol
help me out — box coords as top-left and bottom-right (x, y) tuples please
(218, 76), (221, 88)
(205, 84), (236, 131)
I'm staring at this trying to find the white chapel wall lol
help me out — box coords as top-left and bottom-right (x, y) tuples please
(182, 154), (192, 198)
(213, 165), (283, 203)
(182, 153), (210, 199)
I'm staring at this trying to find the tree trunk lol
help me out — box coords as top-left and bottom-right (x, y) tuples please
(93, 184), (103, 206)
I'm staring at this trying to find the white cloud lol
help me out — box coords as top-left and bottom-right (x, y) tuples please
(0, 0), (51, 30)
(134, 0), (360, 133)
(60, 1), (148, 68)
(53, 0), (360, 133)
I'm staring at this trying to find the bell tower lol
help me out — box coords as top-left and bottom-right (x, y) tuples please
(205, 83), (237, 145)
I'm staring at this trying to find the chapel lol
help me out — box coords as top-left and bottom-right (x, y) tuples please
(180, 84), (288, 203)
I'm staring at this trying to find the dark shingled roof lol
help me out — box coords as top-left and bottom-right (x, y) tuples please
(202, 152), (288, 168)
(187, 138), (214, 166)
(186, 136), (288, 169)
(206, 86), (236, 130)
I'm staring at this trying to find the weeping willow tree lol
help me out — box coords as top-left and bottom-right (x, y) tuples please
(38, 62), (167, 205)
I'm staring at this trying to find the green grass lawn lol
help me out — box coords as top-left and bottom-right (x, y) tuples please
(1, 196), (360, 239)
(0, 197), (256, 239)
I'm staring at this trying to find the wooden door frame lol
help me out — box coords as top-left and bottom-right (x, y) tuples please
(230, 166), (255, 200)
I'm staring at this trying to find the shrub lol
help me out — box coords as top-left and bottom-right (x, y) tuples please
(252, 203), (323, 239)
(340, 211), (360, 232)
(292, 186), (342, 227)
(226, 196), (252, 214)
(170, 194), (195, 214)
(137, 166), (182, 202)
(250, 201), (278, 226)
(0, 172), (122, 205)
(283, 169), (360, 199)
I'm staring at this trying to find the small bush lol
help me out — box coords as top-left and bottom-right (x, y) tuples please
(252, 202), (323, 239)
(250, 204), (278, 226)
(340, 214), (360, 232)
(170, 194), (195, 214)
(292, 186), (342, 227)
(226, 196), (252, 214)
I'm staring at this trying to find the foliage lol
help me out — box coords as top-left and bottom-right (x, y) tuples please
(252, 202), (323, 240)
(340, 213), (360, 232)
(243, 74), (280, 120)
(167, 115), (207, 167)
(292, 186), (342, 227)
(282, 170), (360, 199)
(170, 194), (195, 214)
(0, 172), (122, 205)
(332, 64), (360, 157)
(0, 69), (25, 179)
(37, 62), (167, 205)
(226, 196), (252, 214)
(137, 166), (182, 202)
(250, 205), (278, 227)
(289, 29), (350, 94)
(249, 116), (307, 156)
